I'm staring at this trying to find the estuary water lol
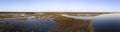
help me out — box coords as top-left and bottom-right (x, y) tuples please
(62, 14), (120, 32)
(0, 16), (55, 32)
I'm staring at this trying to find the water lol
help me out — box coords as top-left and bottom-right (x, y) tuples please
(93, 15), (120, 32)
(3, 14), (120, 32)
(63, 14), (120, 32)
(0, 16), (55, 32)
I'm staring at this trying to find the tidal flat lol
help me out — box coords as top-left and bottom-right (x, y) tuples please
(0, 12), (111, 32)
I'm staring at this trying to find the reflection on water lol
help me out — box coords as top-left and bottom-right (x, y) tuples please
(0, 16), (55, 32)
(0, 15), (93, 32)
(1, 12), (119, 32)
(62, 14), (120, 32)
(93, 14), (120, 32)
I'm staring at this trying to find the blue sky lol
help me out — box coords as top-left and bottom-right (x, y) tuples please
(0, 0), (120, 12)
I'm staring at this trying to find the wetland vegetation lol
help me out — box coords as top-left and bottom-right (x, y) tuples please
(0, 12), (110, 32)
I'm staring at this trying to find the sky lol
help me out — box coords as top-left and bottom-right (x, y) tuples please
(0, 0), (120, 12)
